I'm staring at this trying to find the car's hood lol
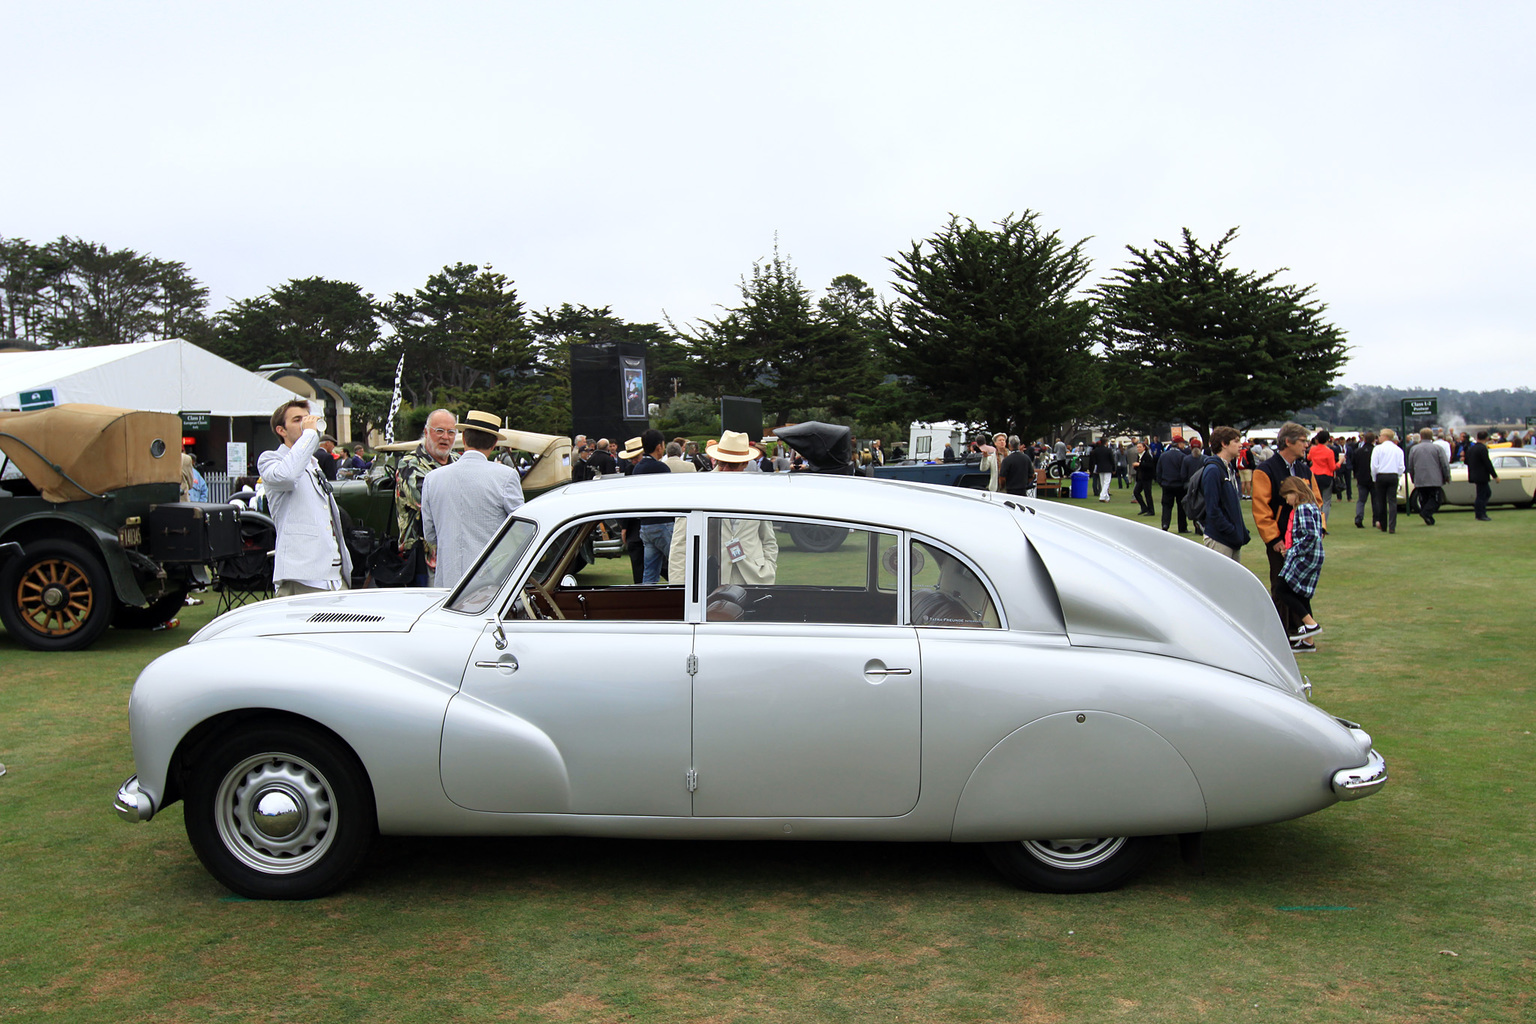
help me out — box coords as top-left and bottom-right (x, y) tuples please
(1012, 499), (1305, 696)
(189, 588), (446, 644)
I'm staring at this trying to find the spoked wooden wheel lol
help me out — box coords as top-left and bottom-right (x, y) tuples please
(0, 540), (115, 651)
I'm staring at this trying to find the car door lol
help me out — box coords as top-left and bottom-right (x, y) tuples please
(1492, 455), (1527, 503)
(688, 519), (922, 818)
(439, 517), (695, 816)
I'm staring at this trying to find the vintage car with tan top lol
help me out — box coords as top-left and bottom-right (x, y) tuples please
(115, 473), (1385, 899)
(0, 404), (241, 651)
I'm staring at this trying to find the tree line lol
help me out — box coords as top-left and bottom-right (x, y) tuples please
(3, 216), (1360, 443)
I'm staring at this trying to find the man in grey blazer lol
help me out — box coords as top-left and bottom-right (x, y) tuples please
(259, 399), (353, 597)
(1407, 426), (1451, 525)
(421, 410), (525, 589)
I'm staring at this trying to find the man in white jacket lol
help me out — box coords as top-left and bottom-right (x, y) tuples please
(258, 399), (353, 597)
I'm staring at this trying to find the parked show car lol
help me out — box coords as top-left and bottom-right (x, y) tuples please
(1409, 449), (1536, 509)
(1, 405), (242, 651)
(115, 474), (1386, 899)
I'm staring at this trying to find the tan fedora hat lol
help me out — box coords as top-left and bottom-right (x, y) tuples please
(706, 429), (761, 463)
(458, 409), (501, 432)
(620, 436), (646, 459)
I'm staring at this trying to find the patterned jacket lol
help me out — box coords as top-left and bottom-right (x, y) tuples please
(1280, 502), (1325, 597)
(395, 443), (457, 549)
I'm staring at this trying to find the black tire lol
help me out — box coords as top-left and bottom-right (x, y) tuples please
(784, 522), (848, 553)
(1047, 461), (1067, 479)
(112, 586), (190, 629)
(984, 836), (1156, 893)
(0, 539), (116, 651)
(183, 722), (376, 899)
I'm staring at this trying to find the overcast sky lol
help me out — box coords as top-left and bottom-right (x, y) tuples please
(6, 1), (1531, 393)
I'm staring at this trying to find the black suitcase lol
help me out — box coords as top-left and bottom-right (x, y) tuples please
(146, 502), (243, 562)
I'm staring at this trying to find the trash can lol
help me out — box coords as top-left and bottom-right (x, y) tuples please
(1070, 471), (1090, 499)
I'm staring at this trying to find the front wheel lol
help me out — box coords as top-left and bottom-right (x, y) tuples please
(183, 722), (376, 899)
(984, 836), (1156, 893)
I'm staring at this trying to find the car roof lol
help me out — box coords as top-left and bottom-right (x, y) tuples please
(521, 472), (1009, 537)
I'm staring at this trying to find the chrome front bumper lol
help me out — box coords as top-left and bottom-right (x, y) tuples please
(1331, 749), (1388, 800)
(114, 775), (155, 822)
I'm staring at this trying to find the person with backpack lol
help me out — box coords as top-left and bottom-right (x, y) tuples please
(1236, 441), (1256, 498)
(1194, 426), (1250, 561)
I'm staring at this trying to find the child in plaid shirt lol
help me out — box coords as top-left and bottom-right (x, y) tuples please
(1277, 476), (1325, 651)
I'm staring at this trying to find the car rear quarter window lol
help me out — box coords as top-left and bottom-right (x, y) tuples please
(909, 538), (1001, 628)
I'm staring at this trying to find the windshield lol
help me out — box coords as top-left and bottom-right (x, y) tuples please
(445, 517), (539, 614)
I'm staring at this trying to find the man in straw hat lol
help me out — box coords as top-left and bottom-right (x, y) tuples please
(420, 410), (525, 589)
(667, 430), (779, 585)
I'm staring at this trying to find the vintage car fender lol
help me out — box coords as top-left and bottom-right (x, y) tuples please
(951, 710), (1207, 840)
(925, 636), (1371, 840)
(1, 508), (152, 607)
(126, 635), (469, 831)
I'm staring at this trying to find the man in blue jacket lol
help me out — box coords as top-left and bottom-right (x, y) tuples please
(1156, 437), (1189, 533)
(1199, 426), (1251, 560)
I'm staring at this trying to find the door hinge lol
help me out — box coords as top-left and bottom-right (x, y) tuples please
(686, 653), (698, 676)
(685, 768), (698, 792)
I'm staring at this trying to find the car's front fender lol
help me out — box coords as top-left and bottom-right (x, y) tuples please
(126, 635), (461, 829)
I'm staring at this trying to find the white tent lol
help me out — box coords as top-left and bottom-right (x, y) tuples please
(0, 340), (300, 415)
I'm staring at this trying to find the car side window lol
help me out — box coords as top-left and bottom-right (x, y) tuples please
(509, 516), (686, 622)
(909, 539), (1000, 629)
(446, 519), (538, 615)
(700, 518), (898, 626)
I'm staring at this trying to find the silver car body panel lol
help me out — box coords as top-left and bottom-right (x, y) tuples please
(121, 474), (1380, 844)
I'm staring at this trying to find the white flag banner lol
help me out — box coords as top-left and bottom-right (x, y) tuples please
(385, 353), (405, 444)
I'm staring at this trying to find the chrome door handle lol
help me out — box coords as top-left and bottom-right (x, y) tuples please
(865, 667), (912, 676)
(474, 655), (519, 672)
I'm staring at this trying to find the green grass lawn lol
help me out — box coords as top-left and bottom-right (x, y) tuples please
(1, 491), (1532, 1023)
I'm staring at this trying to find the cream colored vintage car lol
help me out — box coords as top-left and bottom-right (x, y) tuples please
(1438, 449), (1536, 508)
(115, 475), (1385, 899)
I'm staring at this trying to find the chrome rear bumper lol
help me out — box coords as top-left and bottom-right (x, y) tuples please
(114, 775), (154, 822)
(1331, 749), (1388, 800)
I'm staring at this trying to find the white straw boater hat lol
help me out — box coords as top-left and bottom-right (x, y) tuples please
(457, 410), (502, 432)
(620, 436), (646, 459)
(706, 430), (761, 463)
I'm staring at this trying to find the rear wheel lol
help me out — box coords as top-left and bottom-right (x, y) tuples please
(0, 539), (116, 651)
(784, 522), (848, 552)
(183, 722), (376, 899)
(984, 836), (1156, 893)
(112, 586), (190, 629)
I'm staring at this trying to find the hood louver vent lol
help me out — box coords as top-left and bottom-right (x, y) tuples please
(306, 612), (386, 624)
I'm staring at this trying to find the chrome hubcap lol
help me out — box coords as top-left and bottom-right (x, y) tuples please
(1020, 836), (1127, 870)
(215, 753), (335, 874)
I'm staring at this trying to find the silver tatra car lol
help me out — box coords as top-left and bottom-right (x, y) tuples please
(115, 474), (1386, 899)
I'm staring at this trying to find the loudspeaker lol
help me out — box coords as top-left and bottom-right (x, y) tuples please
(719, 395), (763, 443)
(570, 342), (650, 443)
